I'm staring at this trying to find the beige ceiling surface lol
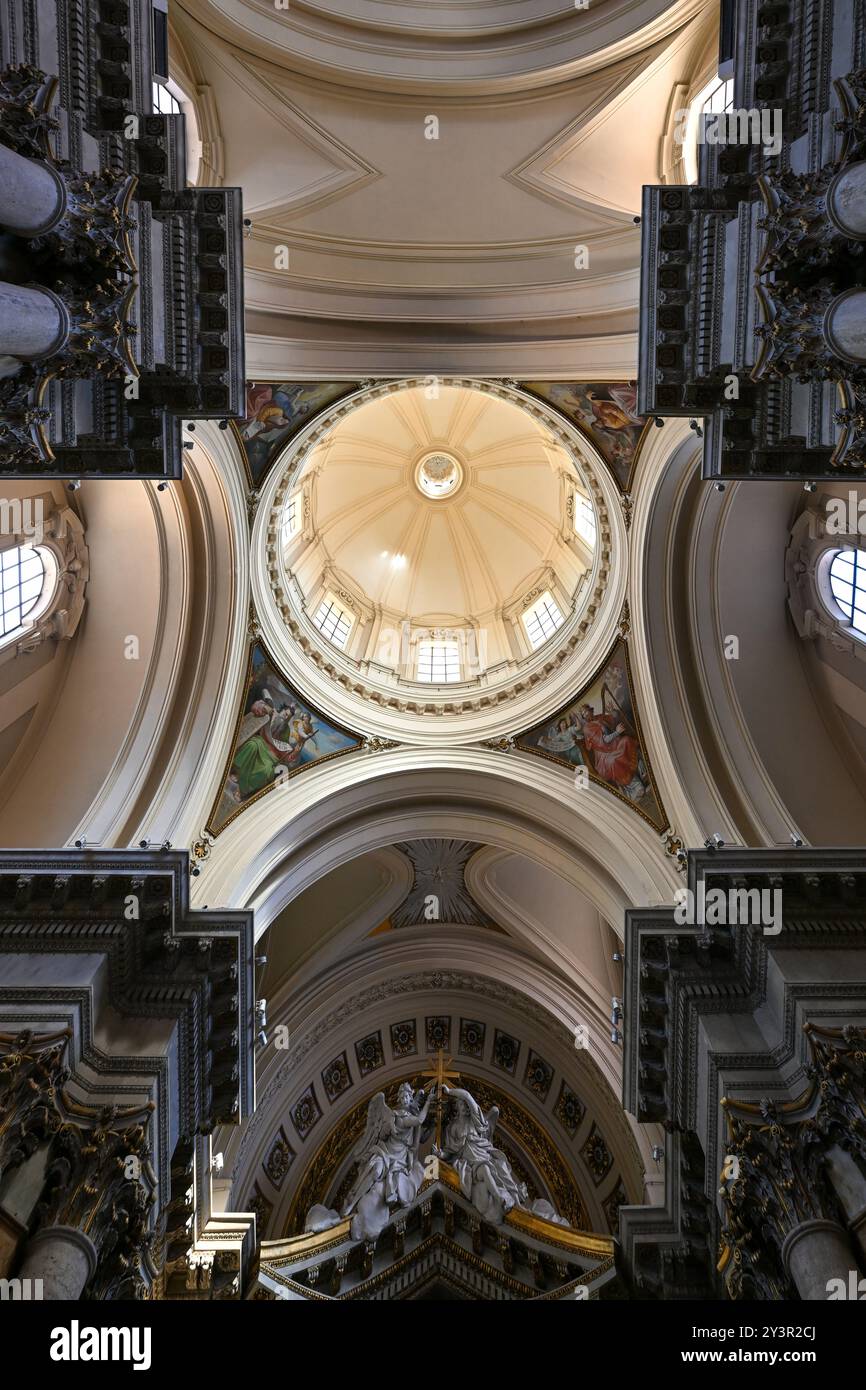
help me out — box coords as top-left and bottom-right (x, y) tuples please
(177, 0), (710, 93)
(301, 385), (581, 621)
(172, 1), (716, 371)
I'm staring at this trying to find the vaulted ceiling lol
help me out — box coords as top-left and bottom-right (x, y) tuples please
(172, 0), (718, 375)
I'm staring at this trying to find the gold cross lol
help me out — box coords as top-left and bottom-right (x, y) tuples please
(420, 1049), (461, 1147)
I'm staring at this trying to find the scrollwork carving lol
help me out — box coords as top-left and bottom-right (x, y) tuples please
(719, 1026), (866, 1300)
(0, 1030), (158, 1299)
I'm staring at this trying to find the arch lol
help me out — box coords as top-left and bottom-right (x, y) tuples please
(0, 424), (250, 850)
(192, 747), (680, 937)
(175, 0), (710, 96)
(219, 929), (653, 1235)
(632, 422), (866, 848)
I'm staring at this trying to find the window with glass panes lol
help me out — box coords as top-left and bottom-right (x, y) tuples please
(152, 82), (182, 116)
(522, 592), (564, 649)
(829, 548), (866, 637)
(313, 595), (353, 649)
(574, 493), (596, 546)
(2, 545), (47, 640)
(416, 639), (461, 683)
(282, 495), (299, 543)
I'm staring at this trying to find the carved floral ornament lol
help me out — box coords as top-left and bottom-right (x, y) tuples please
(718, 1025), (866, 1301)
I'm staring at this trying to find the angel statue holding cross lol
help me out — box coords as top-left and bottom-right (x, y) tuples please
(305, 1083), (433, 1241)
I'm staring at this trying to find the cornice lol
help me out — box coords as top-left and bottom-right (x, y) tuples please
(177, 0), (711, 97)
(244, 331), (640, 380)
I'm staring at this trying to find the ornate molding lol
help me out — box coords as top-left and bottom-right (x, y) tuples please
(0, 1029), (158, 1299)
(718, 1025), (866, 1299)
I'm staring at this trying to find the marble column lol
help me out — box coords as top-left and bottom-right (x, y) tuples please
(825, 1145), (866, 1262)
(0, 282), (69, 357)
(781, 1218), (855, 1300)
(828, 161), (866, 240)
(823, 289), (866, 364)
(16, 1224), (97, 1300)
(0, 144), (66, 237)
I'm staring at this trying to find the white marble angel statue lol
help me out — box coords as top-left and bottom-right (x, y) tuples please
(305, 1083), (433, 1241)
(439, 1085), (528, 1225)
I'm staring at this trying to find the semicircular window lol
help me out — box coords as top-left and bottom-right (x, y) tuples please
(828, 547), (866, 637)
(1, 544), (53, 642)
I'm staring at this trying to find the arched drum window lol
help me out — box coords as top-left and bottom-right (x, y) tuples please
(1, 545), (55, 644)
(827, 548), (866, 638)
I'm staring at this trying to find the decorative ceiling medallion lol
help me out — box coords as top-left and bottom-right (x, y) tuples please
(515, 638), (668, 833)
(391, 840), (495, 929)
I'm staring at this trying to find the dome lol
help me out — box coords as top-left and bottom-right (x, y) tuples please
(255, 379), (624, 741)
(292, 384), (589, 644)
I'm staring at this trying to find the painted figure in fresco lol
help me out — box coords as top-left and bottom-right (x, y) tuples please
(241, 402), (291, 443)
(211, 646), (362, 830)
(584, 385), (643, 434)
(575, 701), (647, 802)
(232, 692), (319, 799)
(523, 382), (645, 487)
(538, 715), (585, 766)
(241, 383), (357, 480)
(439, 1086), (527, 1226)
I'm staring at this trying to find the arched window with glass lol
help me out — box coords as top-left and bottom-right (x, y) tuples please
(1, 544), (57, 646)
(827, 547), (866, 637)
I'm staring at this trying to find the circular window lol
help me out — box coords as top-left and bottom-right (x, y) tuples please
(827, 547), (866, 637)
